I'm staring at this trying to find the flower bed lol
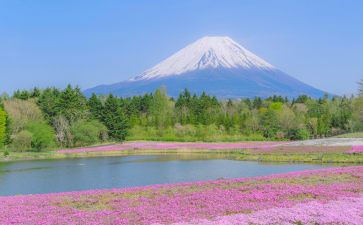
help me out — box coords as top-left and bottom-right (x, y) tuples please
(1, 166), (362, 224)
(347, 145), (363, 154)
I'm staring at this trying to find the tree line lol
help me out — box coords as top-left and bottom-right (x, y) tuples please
(0, 82), (363, 151)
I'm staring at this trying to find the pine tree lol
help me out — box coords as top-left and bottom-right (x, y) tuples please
(358, 79), (363, 96)
(88, 93), (104, 120)
(102, 94), (128, 141)
(58, 85), (88, 122)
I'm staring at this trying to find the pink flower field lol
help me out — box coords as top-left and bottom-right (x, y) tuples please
(1, 166), (362, 225)
(57, 141), (284, 153)
(347, 145), (363, 154)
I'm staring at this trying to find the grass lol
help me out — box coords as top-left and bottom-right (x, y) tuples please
(126, 134), (267, 142)
(336, 132), (363, 138)
(1, 145), (363, 164)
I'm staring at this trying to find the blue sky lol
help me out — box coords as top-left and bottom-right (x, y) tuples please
(1, 0), (362, 95)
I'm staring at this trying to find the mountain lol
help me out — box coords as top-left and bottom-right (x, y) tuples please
(84, 36), (327, 98)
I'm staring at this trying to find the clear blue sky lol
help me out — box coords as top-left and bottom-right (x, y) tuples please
(1, 0), (362, 95)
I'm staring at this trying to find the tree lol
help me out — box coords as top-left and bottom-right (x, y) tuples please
(25, 122), (56, 151)
(53, 115), (73, 147)
(102, 95), (128, 141)
(57, 85), (88, 122)
(260, 109), (280, 138)
(71, 120), (108, 147)
(0, 107), (6, 147)
(13, 90), (30, 100)
(358, 79), (363, 96)
(150, 88), (173, 127)
(37, 87), (61, 122)
(3, 99), (44, 134)
(88, 94), (104, 120)
(11, 130), (32, 152)
(30, 87), (41, 98)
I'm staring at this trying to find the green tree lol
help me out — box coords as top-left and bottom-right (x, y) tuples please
(88, 93), (104, 120)
(150, 88), (174, 127)
(102, 95), (128, 141)
(260, 109), (280, 138)
(0, 107), (6, 147)
(71, 120), (108, 147)
(11, 130), (33, 152)
(37, 88), (61, 122)
(57, 85), (88, 122)
(25, 122), (56, 151)
(358, 79), (363, 96)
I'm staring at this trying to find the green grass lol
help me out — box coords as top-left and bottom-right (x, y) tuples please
(1, 147), (363, 164)
(336, 132), (363, 138)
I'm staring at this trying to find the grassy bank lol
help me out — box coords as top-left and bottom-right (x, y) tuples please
(1, 146), (362, 164)
(336, 132), (363, 138)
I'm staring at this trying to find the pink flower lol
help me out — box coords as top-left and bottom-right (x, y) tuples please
(1, 166), (362, 224)
(346, 145), (363, 154)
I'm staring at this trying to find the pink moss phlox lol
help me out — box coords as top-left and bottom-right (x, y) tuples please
(177, 195), (363, 225)
(1, 166), (362, 224)
(347, 145), (363, 154)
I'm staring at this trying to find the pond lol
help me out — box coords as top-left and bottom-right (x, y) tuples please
(0, 154), (335, 196)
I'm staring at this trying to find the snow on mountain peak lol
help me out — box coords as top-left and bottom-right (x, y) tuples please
(131, 36), (275, 81)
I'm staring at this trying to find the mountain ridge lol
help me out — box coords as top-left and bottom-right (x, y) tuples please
(84, 36), (327, 99)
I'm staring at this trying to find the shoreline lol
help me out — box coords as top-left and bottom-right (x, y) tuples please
(1, 147), (362, 164)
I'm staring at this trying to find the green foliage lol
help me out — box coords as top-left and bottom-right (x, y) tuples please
(150, 87), (174, 127)
(127, 124), (266, 142)
(71, 120), (108, 147)
(260, 109), (280, 138)
(6, 84), (363, 147)
(102, 95), (128, 141)
(11, 130), (33, 152)
(269, 102), (283, 111)
(0, 107), (6, 147)
(3, 149), (9, 157)
(37, 88), (61, 122)
(4, 99), (44, 134)
(57, 85), (88, 122)
(88, 93), (104, 120)
(288, 128), (310, 140)
(25, 122), (55, 151)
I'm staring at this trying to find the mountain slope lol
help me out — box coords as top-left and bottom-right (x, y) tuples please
(85, 36), (327, 98)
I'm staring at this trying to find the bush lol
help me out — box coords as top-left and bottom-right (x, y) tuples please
(3, 149), (9, 157)
(0, 107), (6, 147)
(288, 128), (310, 140)
(11, 130), (33, 152)
(25, 122), (56, 151)
(71, 120), (108, 147)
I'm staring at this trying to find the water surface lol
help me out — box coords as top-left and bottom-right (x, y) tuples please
(0, 154), (334, 196)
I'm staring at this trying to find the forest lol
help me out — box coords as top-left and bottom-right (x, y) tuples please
(0, 81), (362, 152)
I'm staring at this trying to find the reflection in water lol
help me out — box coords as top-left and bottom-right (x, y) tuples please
(0, 154), (336, 196)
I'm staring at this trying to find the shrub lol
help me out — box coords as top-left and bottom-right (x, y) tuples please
(25, 122), (56, 151)
(11, 130), (33, 152)
(71, 120), (108, 147)
(288, 128), (310, 140)
(0, 107), (6, 147)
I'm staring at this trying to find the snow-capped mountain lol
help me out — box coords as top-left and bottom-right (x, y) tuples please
(131, 36), (274, 81)
(84, 36), (327, 98)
